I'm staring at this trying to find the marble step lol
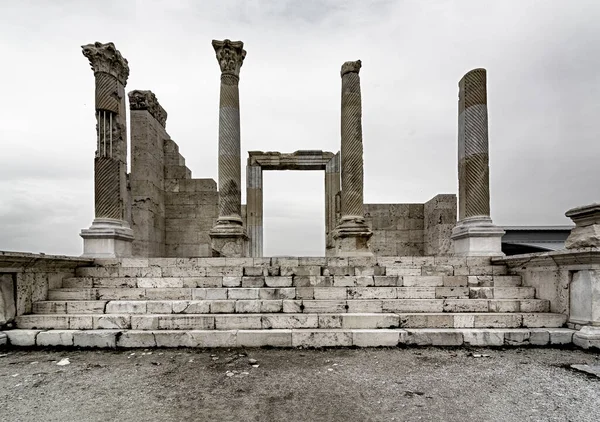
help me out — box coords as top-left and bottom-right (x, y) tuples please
(33, 298), (551, 315)
(47, 286), (534, 301)
(92, 256), (501, 269)
(62, 274), (521, 288)
(2, 327), (575, 348)
(16, 312), (567, 331)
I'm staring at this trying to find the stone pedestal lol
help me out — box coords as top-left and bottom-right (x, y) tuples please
(209, 224), (249, 258)
(573, 326), (600, 350)
(209, 39), (248, 257)
(332, 60), (372, 257)
(80, 42), (133, 257)
(80, 218), (134, 258)
(451, 216), (505, 257)
(451, 68), (503, 256)
(333, 217), (373, 257)
(565, 203), (600, 249)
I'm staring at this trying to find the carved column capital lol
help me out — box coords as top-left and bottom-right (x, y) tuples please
(128, 90), (168, 128)
(82, 42), (130, 85)
(341, 60), (361, 77)
(212, 39), (246, 78)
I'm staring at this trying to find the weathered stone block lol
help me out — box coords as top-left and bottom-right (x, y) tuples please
(215, 315), (261, 330)
(318, 315), (342, 328)
(342, 314), (399, 329)
(117, 331), (157, 348)
(347, 287), (396, 299)
(105, 301), (147, 314)
(228, 288), (259, 300)
(405, 329), (463, 346)
(241, 276), (265, 287)
(396, 287), (436, 299)
(473, 314), (522, 328)
(37, 330), (76, 347)
(73, 330), (119, 348)
(93, 315), (131, 329)
(435, 287), (469, 299)
(265, 276), (293, 287)
(293, 276), (333, 287)
(400, 314), (453, 328)
(291, 330), (353, 347)
(383, 299), (443, 313)
(302, 300), (346, 313)
(313, 287), (347, 300)
(462, 330), (504, 346)
(6, 329), (41, 346)
(237, 329), (292, 347)
(262, 314), (318, 329)
(210, 300), (235, 313)
(352, 329), (402, 347)
(403, 276), (443, 287)
(282, 300), (302, 313)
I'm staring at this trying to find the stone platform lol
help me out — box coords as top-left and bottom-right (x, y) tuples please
(2, 256), (574, 348)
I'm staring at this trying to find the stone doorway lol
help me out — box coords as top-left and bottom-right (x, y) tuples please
(246, 151), (340, 257)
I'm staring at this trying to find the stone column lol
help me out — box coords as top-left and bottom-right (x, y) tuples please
(80, 42), (134, 258)
(246, 164), (263, 257)
(325, 152), (341, 256)
(209, 39), (248, 257)
(451, 68), (504, 256)
(332, 60), (373, 257)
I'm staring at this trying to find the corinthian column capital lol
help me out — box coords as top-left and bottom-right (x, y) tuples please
(212, 39), (246, 78)
(82, 42), (130, 85)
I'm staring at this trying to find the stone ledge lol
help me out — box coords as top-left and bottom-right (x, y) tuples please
(0, 328), (582, 349)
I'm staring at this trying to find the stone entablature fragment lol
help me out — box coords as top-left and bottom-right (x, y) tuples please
(128, 90), (168, 128)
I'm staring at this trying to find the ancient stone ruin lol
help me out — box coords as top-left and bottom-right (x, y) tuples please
(1, 40), (599, 350)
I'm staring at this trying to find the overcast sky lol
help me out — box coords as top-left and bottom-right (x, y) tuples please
(0, 0), (598, 256)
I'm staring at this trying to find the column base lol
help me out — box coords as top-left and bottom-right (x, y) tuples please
(451, 216), (505, 257)
(573, 326), (600, 350)
(209, 222), (249, 257)
(80, 218), (134, 258)
(332, 217), (373, 257)
(565, 203), (600, 249)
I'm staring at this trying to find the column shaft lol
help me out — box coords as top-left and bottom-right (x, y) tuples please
(458, 68), (490, 220)
(218, 74), (242, 223)
(340, 62), (365, 218)
(451, 68), (504, 257)
(332, 60), (372, 257)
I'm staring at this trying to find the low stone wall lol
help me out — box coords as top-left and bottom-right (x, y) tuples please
(0, 252), (92, 326)
(494, 249), (600, 325)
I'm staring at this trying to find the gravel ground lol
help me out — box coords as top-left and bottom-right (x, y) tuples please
(0, 346), (599, 422)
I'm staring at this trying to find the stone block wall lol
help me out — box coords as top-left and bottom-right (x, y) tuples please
(365, 204), (425, 256)
(164, 177), (218, 258)
(129, 95), (219, 258)
(364, 194), (456, 257)
(424, 194), (457, 255)
(130, 108), (167, 257)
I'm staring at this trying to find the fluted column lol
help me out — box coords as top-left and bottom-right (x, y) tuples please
(451, 68), (504, 256)
(80, 42), (134, 258)
(209, 39), (248, 257)
(332, 60), (372, 257)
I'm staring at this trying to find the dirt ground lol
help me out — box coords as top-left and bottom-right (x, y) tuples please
(0, 346), (599, 422)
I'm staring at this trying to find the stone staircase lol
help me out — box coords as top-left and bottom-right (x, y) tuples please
(6, 256), (574, 348)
